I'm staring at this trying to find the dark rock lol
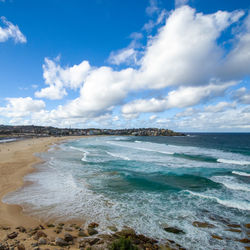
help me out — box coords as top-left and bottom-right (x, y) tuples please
(33, 231), (47, 240)
(2, 226), (10, 230)
(136, 234), (157, 244)
(89, 238), (100, 245)
(16, 226), (26, 233)
(56, 225), (63, 230)
(31, 243), (38, 247)
(238, 238), (250, 244)
(64, 233), (74, 242)
(46, 224), (55, 228)
(54, 229), (62, 234)
(244, 224), (250, 229)
(225, 228), (241, 233)
(163, 226), (185, 234)
(88, 222), (99, 228)
(108, 226), (118, 232)
(78, 231), (88, 237)
(7, 232), (18, 239)
(65, 227), (73, 232)
(58, 223), (64, 227)
(99, 234), (115, 241)
(192, 221), (215, 228)
(55, 237), (69, 246)
(116, 228), (136, 237)
(17, 244), (25, 250)
(38, 237), (47, 245)
(227, 224), (241, 228)
(39, 225), (45, 230)
(0, 243), (9, 250)
(88, 227), (98, 236)
(211, 234), (223, 240)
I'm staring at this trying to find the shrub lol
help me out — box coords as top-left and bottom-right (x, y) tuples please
(110, 237), (138, 250)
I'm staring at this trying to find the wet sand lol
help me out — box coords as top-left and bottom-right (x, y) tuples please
(0, 136), (84, 228)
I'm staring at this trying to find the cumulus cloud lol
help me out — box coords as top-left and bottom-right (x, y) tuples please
(0, 16), (26, 43)
(122, 81), (236, 116)
(171, 103), (250, 131)
(3, 6), (250, 130)
(35, 57), (91, 100)
(0, 97), (45, 118)
(136, 7), (244, 89)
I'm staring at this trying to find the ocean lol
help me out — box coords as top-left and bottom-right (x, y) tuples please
(3, 134), (250, 249)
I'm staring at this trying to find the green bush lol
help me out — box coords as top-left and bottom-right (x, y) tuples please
(110, 237), (138, 250)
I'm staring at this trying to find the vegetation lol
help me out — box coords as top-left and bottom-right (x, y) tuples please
(110, 237), (138, 250)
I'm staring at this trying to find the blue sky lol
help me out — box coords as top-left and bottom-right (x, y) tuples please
(0, 0), (250, 132)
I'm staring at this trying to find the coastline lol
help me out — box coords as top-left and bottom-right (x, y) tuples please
(0, 136), (182, 249)
(0, 136), (85, 228)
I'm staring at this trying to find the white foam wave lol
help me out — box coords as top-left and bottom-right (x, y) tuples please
(187, 190), (250, 211)
(109, 140), (250, 168)
(0, 138), (18, 143)
(70, 146), (86, 152)
(81, 151), (89, 162)
(69, 146), (89, 162)
(107, 141), (174, 155)
(211, 176), (250, 192)
(217, 158), (250, 166)
(106, 151), (130, 161)
(232, 171), (250, 177)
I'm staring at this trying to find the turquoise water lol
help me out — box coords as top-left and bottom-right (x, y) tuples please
(4, 134), (250, 249)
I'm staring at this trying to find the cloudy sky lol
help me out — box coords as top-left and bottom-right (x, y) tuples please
(0, 0), (250, 132)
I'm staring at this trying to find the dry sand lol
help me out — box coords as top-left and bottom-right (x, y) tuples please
(0, 136), (83, 228)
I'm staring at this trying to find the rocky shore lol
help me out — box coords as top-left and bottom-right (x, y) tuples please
(1, 220), (250, 250)
(0, 222), (186, 250)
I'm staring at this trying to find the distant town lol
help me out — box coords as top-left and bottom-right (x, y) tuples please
(0, 125), (185, 138)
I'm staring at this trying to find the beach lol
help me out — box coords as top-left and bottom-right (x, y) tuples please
(0, 136), (83, 228)
(0, 137), (168, 250)
(0, 135), (249, 249)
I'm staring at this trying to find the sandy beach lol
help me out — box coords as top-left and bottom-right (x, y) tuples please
(0, 136), (168, 249)
(0, 136), (83, 228)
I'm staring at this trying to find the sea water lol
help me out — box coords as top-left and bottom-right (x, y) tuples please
(3, 134), (250, 249)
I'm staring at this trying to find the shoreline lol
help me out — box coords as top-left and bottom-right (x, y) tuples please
(0, 136), (184, 249)
(0, 136), (85, 228)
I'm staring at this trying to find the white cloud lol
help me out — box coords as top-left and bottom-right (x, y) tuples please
(3, 6), (250, 130)
(233, 87), (250, 104)
(0, 16), (26, 43)
(143, 10), (167, 32)
(0, 97), (45, 118)
(204, 101), (236, 112)
(220, 13), (250, 80)
(136, 7), (244, 89)
(31, 84), (38, 89)
(172, 103), (250, 131)
(146, 0), (159, 16)
(150, 115), (157, 120)
(175, 0), (189, 8)
(35, 57), (91, 100)
(122, 81), (236, 116)
(108, 48), (138, 66)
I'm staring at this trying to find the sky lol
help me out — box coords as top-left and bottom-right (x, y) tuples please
(0, 0), (250, 132)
